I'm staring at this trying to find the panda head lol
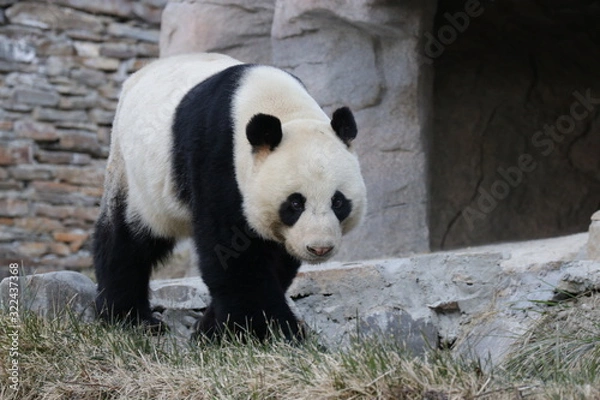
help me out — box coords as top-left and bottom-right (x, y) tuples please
(242, 107), (366, 263)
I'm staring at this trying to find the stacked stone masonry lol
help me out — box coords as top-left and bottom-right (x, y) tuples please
(0, 0), (164, 276)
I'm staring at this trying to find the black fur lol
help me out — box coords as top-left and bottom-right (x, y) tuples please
(172, 64), (252, 205)
(331, 107), (357, 146)
(171, 64), (303, 341)
(94, 192), (175, 331)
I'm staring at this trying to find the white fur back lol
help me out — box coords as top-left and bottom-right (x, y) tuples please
(111, 53), (242, 237)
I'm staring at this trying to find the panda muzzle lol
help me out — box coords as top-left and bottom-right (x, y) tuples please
(306, 245), (334, 257)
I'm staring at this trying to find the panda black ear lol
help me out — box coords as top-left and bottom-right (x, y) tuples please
(246, 113), (283, 152)
(331, 107), (357, 147)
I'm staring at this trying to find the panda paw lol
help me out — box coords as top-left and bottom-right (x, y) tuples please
(96, 303), (169, 335)
(190, 305), (305, 343)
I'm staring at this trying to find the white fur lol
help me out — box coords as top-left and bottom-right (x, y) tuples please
(107, 53), (366, 262)
(108, 53), (242, 237)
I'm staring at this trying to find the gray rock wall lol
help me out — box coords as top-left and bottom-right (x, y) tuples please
(0, 0), (164, 276)
(160, 0), (437, 260)
(159, 0), (274, 64)
(158, 0), (600, 258)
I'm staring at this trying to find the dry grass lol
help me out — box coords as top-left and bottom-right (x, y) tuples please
(1, 295), (599, 400)
(504, 293), (600, 399)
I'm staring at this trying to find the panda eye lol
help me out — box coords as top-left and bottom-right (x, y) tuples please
(332, 196), (343, 210)
(279, 193), (306, 227)
(290, 199), (304, 211)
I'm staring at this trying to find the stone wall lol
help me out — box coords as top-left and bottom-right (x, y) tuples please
(161, 0), (437, 260)
(0, 0), (164, 277)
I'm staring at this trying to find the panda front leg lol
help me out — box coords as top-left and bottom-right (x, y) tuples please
(193, 239), (303, 341)
(93, 196), (175, 331)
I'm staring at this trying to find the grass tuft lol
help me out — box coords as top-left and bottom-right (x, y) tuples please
(1, 295), (599, 399)
(504, 292), (600, 395)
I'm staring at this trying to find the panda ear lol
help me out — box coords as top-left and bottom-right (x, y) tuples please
(331, 107), (357, 147)
(246, 113), (283, 152)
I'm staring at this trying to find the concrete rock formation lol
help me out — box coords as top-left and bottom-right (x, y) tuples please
(428, 0), (600, 250)
(0, 270), (96, 321)
(160, 0), (600, 261)
(160, 0), (437, 261)
(2, 233), (597, 366)
(159, 0), (274, 63)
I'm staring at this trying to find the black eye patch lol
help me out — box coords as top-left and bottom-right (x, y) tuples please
(279, 193), (306, 227)
(332, 191), (352, 222)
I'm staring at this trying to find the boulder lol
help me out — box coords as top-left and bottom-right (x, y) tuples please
(4, 233), (597, 367)
(358, 307), (438, 356)
(290, 233), (592, 364)
(0, 270), (96, 321)
(149, 276), (209, 338)
(149, 277), (209, 311)
(555, 260), (600, 295)
(159, 0), (275, 64)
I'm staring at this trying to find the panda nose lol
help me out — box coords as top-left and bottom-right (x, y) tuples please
(307, 246), (334, 257)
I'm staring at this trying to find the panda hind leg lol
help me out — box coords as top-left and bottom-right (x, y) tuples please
(93, 204), (175, 332)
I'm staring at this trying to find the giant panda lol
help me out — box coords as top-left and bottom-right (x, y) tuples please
(93, 53), (367, 341)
